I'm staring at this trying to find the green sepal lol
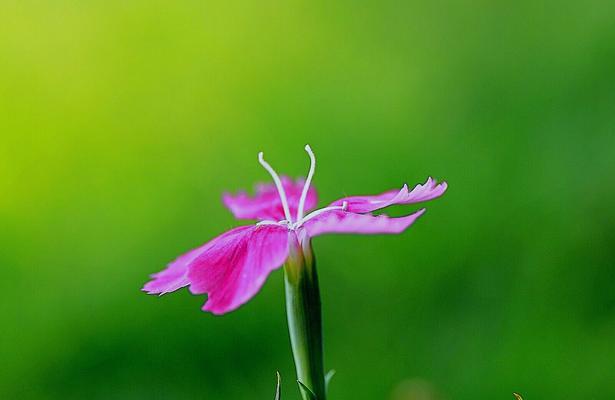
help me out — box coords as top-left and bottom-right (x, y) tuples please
(284, 236), (326, 400)
(297, 380), (317, 400)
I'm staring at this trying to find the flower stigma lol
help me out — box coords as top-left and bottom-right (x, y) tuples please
(258, 151), (293, 222)
(296, 144), (316, 222)
(257, 146), (348, 231)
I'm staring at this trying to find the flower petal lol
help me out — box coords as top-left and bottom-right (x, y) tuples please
(141, 228), (251, 295)
(187, 224), (290, 315)
(302, 208), (426, 237)
(142, 249), (197, 295)
(328, 177), (447, 213)
(223, 176), (318, 221)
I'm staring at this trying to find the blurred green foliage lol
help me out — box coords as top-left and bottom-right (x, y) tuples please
(1, 1), (614, 399)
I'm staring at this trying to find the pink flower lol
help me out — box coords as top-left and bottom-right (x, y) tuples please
(143, 146), (447, 315)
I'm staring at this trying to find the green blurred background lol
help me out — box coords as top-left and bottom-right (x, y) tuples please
(1, 1), (614, 399)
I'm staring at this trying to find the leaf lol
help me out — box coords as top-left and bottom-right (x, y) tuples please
(297, 380), (317, 400)
(325, 370), (336, 393)
(513, 393), (523, 400)
(274, 371), (281, 400)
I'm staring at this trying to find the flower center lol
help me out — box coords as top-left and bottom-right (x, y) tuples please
(257, 146), (347, 230)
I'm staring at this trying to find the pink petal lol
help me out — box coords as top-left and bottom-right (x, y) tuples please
(302, 209), (426, 237)
(223, 176), (318, 221)
(142, 248), (197, 295)
(141, 228), (250, 295)
(187, 224), (290, 315)
(328, 177), (447, 213)
(404, 177), (448, 203)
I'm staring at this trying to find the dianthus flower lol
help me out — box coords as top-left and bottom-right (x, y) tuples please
(143, 145), (447, 399)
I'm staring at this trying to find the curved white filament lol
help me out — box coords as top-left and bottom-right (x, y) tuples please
(296, 144), (316, 222)
(258, 152), (293, 222)
(256, 220), (283, 226)
(294, 201), (348, 228)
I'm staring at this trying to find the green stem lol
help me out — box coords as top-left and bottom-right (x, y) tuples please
(284, 234), (326, 400)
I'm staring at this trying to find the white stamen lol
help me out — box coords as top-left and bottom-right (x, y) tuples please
(258, 152), (293, 222)
(296, 144), (316, 222)
(294, 201), (347, 228)
(256, 220), (283, 226)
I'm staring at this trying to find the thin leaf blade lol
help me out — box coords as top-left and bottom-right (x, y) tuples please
(297, 380), (317, 400)
(274, 371), (281, 400)
(325, 369), (336, 393)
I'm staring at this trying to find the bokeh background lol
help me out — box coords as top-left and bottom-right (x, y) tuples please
(1, 1), (614, 399)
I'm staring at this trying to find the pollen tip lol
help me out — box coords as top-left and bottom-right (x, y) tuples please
(258, 151), (264, 160)
(304, 144), (312, 151)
